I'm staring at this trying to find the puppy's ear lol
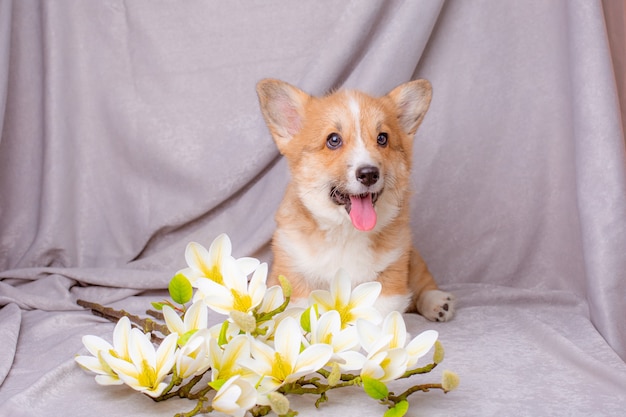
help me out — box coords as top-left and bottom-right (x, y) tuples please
(387, 79), (432, 136)
(256, 79), (310, 152)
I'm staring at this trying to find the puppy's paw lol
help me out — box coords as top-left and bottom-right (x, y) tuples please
(416, 290), (455, 322)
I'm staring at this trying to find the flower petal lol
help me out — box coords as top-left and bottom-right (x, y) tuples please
(113, 316), (132, 359)
(220, 334), (251, 377)
(383, 311), (407, 349)
(129, 329), (156, 369)
(335, 351), (366, 372)
(350, 306), (382, 326)
(102, 351), (139, 380)
(258, 286), (284, 313)
(82, 335), (113, 358)
(162, 305), (185, 336)
(405, 330), (438, 367)
(236, 257), (261, 276)
(209, 233), (232, 267)
(332, 326), (359, 352)
(380, 348), (409, 382)
(94, 374), (123, 385)
(185, 242), (211, 274)
(248, 336), (275, 372)
(212, 376), (256, 417)
(350, 281), (382, 308)
(309, 290), (334, 312)
(316, 310), (341, 342)
(183, 300), (208, 332)
(274, 317), (301, 367)
(361, 353), (385, 380)
(143, 381), (170, 398)
(221, 256), (247, 292)
(331, 270), (352, 306)
(356, 318), (382, 354)
(290, 344), (333, 381)
(248, 263), (268, 308)
(155, 333), (178, 380)
(75, 355), (108, 375)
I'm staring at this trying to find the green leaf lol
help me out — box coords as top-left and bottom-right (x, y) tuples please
(168, 273), (193, 305)
(300, 304), (317, 333)
(362, 376), (389, 400)
(178, 329), (198, 346)
(208, 378), (226, 391)
(150, 302), (164, 311)
(218, 320), (230, 346)
(384, 400), (409, 417)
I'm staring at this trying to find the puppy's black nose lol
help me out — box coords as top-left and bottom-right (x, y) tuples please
(356, 165), (380, 186)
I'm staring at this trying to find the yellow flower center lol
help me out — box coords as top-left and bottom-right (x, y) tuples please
(202, 264), (224, 285)
(271, 352), (292, 381)
(138, 359), (157, 388)
(231, 289), (252, 312)
(335, 302), (354, 329)
(380, 356), (391, 369)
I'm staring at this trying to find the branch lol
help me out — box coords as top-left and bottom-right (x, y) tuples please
(76, 299), (170, 336)
(388, 383), (448, 403)
(400, 362), (437, 379)
(173, 398), (213, 417)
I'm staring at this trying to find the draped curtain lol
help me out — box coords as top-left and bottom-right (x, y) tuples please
(1, 1), (625, 415)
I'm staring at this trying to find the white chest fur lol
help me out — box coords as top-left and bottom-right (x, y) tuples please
(275, 224), (403, 289)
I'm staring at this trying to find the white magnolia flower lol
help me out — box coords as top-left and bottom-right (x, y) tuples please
(103, 329), (178, 397)
(239, 317), (333, 393)
(211, 375), (257, 417)
(75, 316), (133, 385)
(199, 262), (268, 315)
(309, 270), (382, 328)
(162, 300), (208, 344)
(175, 329), (212, 379)
(358, 311), (438, 369)
(308, 309), (364, 372)
(209, 334), (256, 384)
(256, 285), (285, 314)
(178, 233), (260, 288)
(360, 347), (409, 383)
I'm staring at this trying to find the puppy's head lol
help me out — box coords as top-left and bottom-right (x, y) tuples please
(257, 79), (432, 232)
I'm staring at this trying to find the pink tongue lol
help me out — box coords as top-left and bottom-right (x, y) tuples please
(349, 194), (377, 231)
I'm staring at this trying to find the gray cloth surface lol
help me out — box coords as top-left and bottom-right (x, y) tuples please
(1, 0), (625, 416)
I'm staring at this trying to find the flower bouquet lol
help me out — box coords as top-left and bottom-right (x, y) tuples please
(75, 234), (458, 417)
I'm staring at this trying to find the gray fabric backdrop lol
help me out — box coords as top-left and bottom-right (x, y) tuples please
(1, 1), (625, 416)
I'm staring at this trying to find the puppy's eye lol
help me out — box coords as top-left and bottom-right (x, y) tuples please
(377, 132), (388, 147)
(326, 133), (343, 150)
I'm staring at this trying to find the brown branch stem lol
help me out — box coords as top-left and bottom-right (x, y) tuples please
(76, 299), (170, 336)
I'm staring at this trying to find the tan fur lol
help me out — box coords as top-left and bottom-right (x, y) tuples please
(256, 79), (455, 321)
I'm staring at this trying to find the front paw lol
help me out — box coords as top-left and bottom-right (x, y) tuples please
(417, 290), (455, 322)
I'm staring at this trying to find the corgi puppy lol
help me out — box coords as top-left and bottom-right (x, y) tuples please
(256, 79), (455, 321)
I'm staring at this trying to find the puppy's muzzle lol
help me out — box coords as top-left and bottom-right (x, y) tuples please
(356, 165), (380, 187)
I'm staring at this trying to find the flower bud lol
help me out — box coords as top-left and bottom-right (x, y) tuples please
(229, 311), (257, 333)
(433, 340), (444, 364)
(441, 370), (460, 392)
(327, 362), (341, 386)
(278, 275), (292, 298)
(267, 391), (290, 415)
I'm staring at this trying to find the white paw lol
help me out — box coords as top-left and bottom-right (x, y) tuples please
(417, 290), (455, 322)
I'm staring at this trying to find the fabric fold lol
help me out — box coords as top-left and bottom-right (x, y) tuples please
(0, 304), (21, 387)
